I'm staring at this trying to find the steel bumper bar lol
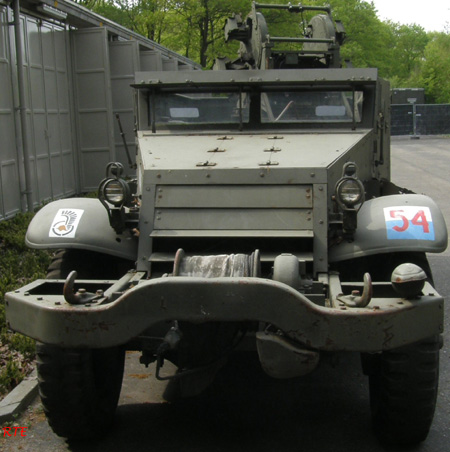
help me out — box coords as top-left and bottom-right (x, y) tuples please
(5, 276), (444, 351)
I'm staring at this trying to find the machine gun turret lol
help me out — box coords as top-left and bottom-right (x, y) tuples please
(214, 2), (346, 70)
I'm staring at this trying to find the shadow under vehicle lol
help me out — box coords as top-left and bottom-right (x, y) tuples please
(5, 2), (447, 447)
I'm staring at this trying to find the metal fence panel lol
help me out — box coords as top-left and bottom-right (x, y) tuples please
(391, 104), (450, 136)
(72, 27), (115, 191)
(1, 3), (201, 219)
(0, 6), (21, 219)
(140, 50), (163, 71)
(24, 17), (76, 202)
(42, 22), (76, 199)
(25, 18), (49, 202)
(0, 13), (78, 212)
(109, 40), (139, 175)
(390, 104), (413, 136)
(162, 56), (178, 71)
(417, 105), (450, 135)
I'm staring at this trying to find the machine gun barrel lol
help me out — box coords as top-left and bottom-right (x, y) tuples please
(254, 2), (331, 14)
(269, 36), (335, 44)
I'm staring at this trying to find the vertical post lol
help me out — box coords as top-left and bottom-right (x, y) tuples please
(13, 0), (34, 211)
(150, 89), (156, 133)
(351, 86), (356, 131)
(408, 97), (420, 140)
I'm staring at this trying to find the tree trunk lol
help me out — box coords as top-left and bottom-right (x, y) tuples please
(199, 0), (209, 67)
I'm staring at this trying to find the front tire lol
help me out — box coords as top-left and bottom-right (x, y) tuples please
(36, 344), (125, 439)
(368, 336), (440, 445)
(37, 249), (129, 439)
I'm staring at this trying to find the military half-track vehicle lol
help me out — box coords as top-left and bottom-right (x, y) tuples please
(5, 2), (447, 446)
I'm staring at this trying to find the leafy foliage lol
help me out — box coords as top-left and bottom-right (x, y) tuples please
(326, 0), (393, 72)
(389, 23), (429, 80)
(0, 213), (51, 397)
(418, 33), (450, 103)
(78, 0), (450, 102)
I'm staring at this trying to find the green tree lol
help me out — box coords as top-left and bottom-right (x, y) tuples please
(92, 0), (171, 43)
(161, 0), (249, 67)
(388, 23), (429, 80)
(73, 0), (106, 9)
(73, 0), (450, 100)
(324, 0), (395, 75)
(419, 32), (450, 103)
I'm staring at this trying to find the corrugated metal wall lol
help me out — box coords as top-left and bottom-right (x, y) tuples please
(25, 16), (76, 202)
(0, 2), (199, 219)
(109, 40), (139, 174)
(72, 27), (116, 190)
(0, 5), (22, 219)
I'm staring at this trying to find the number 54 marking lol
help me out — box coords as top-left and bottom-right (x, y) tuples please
(389, 209), (430, 233)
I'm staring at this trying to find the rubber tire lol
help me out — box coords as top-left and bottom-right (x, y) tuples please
(46, 248), (132, 280)
(368, 335), (440, 445)
(36, 344), (125, 440)
(36, 249), (128, 440)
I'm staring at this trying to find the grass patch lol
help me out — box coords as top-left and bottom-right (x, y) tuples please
(0, 212), (52, 398)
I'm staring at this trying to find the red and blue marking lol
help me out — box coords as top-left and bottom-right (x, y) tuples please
(383, 206), (435, 241)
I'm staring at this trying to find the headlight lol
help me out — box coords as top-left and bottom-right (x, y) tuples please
(100, 178), (130, 207)
(335, 177), (364, 208)
(104, 180), (125, 205)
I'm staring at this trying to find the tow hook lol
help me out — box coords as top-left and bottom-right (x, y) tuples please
(338, 273), (373, 308)
(63, 271), (99, 305)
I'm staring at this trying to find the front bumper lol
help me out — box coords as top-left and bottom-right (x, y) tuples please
(5, 272), (444, 352)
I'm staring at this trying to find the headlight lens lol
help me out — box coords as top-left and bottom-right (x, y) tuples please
(103, 179), (127, 206)
(336, 178), (364, 207)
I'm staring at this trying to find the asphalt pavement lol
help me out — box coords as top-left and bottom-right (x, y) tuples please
(1, 136), (450, 452)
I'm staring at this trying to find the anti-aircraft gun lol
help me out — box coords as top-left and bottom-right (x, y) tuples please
(214, 2), (346, 70)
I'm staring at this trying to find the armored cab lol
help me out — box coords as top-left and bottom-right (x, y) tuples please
(5, 2), (446, 446)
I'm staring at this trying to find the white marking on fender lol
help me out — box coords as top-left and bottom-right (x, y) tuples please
(383, 206), (435, 240)
(49, 209), (84, 238)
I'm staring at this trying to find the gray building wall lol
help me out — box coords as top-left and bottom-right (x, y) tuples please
(0, 0), (199, 220)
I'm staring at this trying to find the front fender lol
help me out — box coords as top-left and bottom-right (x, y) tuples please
(26, 198), (137, 261)
(329, 194), (447, 262)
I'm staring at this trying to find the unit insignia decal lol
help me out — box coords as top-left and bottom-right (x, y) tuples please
(49, 209), (84, 238)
